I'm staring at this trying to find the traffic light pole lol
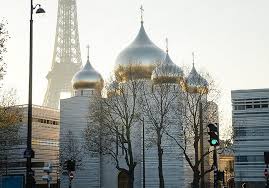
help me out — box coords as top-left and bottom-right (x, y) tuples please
(213, 146), (218, 188)
(265, 164), (269, 188)
(199, 102), (205, 188)
(69, 179), (72, 188)
(266, 176), (269, 188)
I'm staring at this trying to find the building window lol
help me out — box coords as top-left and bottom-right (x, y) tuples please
(262, 104), (268, 108)
(246, 105), (252, 109)
(234, 128), (246, 136)
(236, 156), (248, 162)
(254, 104), (260, 108)
(234, 105), (245, 110)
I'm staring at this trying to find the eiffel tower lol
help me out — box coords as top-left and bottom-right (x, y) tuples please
(43, 0), (82, 109)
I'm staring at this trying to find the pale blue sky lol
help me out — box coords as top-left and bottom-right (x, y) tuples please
(1, 0), (269, 136)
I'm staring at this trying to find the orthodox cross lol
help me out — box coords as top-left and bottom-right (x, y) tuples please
(87, 45), (90, 61)
(140, 5), (144, 22)
(192, 52), (195, 67)
(165, 38), (169, 53)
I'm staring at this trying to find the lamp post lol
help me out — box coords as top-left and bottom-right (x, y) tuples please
(24, 1), (45, 188)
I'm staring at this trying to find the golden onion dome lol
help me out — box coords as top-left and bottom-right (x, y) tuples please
(152, 52), (183, 84)
(115, 22), (166, 82)
(72, 52), (103, 90)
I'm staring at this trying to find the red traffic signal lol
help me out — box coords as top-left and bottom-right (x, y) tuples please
(69, 172), (74, 180)
(265, 169), (268, 177)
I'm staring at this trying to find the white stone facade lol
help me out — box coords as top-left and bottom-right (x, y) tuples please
(60, 83), (186, 188)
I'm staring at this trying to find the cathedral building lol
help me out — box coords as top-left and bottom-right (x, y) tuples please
(60, 16), (215, 188)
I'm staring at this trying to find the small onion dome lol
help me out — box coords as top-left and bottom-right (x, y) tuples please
(72, 58), (103, 90)
(151, 52), (183, 84)
(185, 66), (208, 94)
(107, 80), (119, 96)
(114, 22), (166, 82)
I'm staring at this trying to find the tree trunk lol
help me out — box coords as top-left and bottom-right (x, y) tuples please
(192, 171), (200, 188)
(157, 135), (165, 188)
(128, 170), (134, 188)
(193, 126), (200, 188)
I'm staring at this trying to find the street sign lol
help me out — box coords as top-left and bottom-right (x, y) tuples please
(24, 148), (35, 158)
(42, 175), (52, 181)
(1, 175), (25, 188)
(43, 163), (53, 173)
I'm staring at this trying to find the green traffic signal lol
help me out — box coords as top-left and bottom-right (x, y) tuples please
(211, 139), (218, 146)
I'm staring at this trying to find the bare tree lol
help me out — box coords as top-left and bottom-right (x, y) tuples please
(0, 89), (21, 174)
(60, 130), (84, 172)
(85, 67), (143, 188)
(0, 19), (9, 81)
(164, 68), (221, 188)
(139, 80), (180, 188)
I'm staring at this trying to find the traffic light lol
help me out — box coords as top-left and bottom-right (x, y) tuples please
(265, 169), (268, 177)
(66, 160), (76, 172)
(264, 152), (269, 164)
(207, 123), (219, 146)
(217, 171), (224, 181)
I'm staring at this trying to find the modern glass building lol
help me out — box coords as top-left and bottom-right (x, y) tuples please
(232, 89), (269, 188)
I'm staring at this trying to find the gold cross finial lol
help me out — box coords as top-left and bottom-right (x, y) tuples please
(192, 52), (195, 67)
(140, 5), (144, 23)
(86, 45), (90, 61)
(165, 38), (169, 53)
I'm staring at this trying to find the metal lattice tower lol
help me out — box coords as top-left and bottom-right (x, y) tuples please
(43, 0), (82, 109)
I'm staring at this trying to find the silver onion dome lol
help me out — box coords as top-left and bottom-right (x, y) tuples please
(115, 22), (166, 81)
(152, 52), (183, 84)
(186, 66), (208, 88)
(72, 54), (103, 90)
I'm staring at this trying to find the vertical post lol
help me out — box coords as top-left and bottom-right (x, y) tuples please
(5, 156), (7, 176)
(47, 176), (51, 188)
(213, 146), (218, 188)
(225, 169), (228, 187)
(267, 175), (269, 188)
(199, 102), (205, 188)
(26, 1), (34, 187)
(5, 141), (7, 176)
(264, 164), (269, 188)
(56, 165), (60, 188)
(142, 118), (145, 188)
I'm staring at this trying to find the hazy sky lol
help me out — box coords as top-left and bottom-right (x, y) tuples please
(1, 0), (269, 135)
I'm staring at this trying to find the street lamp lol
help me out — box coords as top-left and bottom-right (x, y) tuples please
(24, 1), (45, 188)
